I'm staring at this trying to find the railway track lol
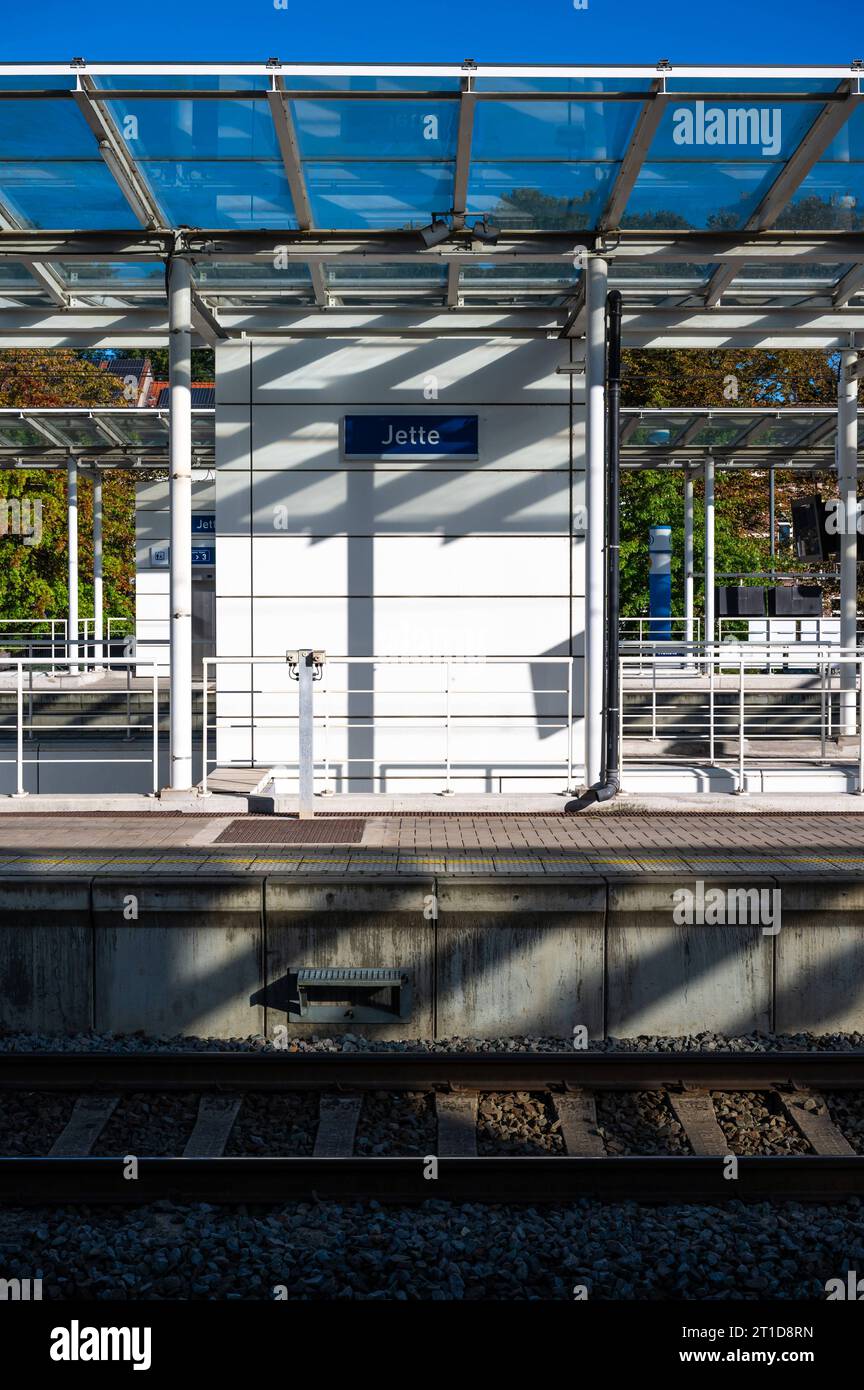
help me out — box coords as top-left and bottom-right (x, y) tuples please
(1, 1051), (864, 1204)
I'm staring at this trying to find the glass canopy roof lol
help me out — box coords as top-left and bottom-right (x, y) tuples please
(0, 63), (862, 324)
(0, 406), (848, 471)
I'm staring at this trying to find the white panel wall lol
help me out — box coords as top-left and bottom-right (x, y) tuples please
(135, 476), (215, 673)
(215, 337), (586, 791)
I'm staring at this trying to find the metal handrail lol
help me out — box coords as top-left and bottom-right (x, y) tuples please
(0, 656), (160, 797)
(202, 653), (577, 798)
(620, 644), (864, 793)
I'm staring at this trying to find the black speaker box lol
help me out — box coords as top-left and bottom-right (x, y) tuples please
(715, 585), (765, 617)
(767, 585), (823, 617)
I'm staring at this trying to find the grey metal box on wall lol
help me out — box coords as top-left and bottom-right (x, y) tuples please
(263, 878), (435, 1038)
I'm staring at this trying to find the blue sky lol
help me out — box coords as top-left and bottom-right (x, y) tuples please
(0, 0), (855, 66)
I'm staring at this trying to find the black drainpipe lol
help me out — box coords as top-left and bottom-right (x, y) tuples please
(568, 288), (621, 809)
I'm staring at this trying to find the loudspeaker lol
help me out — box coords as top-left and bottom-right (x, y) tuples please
(715, 585), (765, 617)
(791, 498), (836, 560)
(768, 585), (823, 617)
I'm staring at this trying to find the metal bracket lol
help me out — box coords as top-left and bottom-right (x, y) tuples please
(287, 649), (325, 681)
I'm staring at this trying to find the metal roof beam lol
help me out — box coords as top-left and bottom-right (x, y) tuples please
(6, 228), (864, 265)
(834, 263), (864, 307)
(705, 78), (861, 306)
(72, 75), (164, 227)
(267, 76), (328, 306)
(598, 80), (667, 231)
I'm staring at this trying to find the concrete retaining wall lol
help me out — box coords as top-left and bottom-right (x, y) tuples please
(1, 872), (863, 1039)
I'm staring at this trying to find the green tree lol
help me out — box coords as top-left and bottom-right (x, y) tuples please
(0, 350), (134, 622)
(619, 348), (839, 616)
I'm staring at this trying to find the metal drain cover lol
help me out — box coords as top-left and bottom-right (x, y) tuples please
(214, 818), (364, 844)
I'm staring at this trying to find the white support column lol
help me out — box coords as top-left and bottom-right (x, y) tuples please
(584, 255), (607, 788)
(839, 348), (859, 736)
(93, 471), (103, 667)
(704, 457), (715, 649)
(684, 467), (695, 648)
(67, 460), (78, 666)
(167, 256), (193, 792)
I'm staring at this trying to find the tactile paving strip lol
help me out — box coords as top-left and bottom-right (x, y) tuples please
(214, 818), (364, 844)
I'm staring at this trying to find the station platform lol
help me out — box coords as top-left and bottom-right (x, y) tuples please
(1, 804), (862, 1045)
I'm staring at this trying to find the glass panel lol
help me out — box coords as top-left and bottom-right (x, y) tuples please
(625, 163), (777, 229)
(104, 98), (280, 159)
(466, 162), (616, 227)
(108, 416), (169, 446)
(0, 77), (77, 90)
(59, 261), (165, 284)
(665, 79), (839, 94)
(145, 161), (297, 227)
(626, 416), (692, 446)
(92, 76), (271, 91)
(280, 76), (463, 92)
(0, 163), (139, 228)
(733, 261), (847, 281)
(462, 261), (579, 283)
(0, 262), (38, 285)
(474, 78), (652, 93)
(292, 101), (458, 158)
(649, 101), (822, 160)
(686, 421), (758, 447)
(0, 422), (47, 447)
(610, 262), (712, 281)
(304, 162), (454, 228)
(42, 417), (108, 448)
(746, 418), (828, 447)
(196, 260), (312, 284)
(473, 100), (641, 160)
(327, 263), (446, 284)
(0, 99), (95, 157)
(777, 165), (864, 229)
(822, 106), (864, 162)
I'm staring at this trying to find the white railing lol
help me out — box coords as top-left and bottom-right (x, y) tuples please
(202, 653), (578, 797)
(620, 616), (702, 644)
(0, 656), (160, 796)
(620, 643), (864, 792)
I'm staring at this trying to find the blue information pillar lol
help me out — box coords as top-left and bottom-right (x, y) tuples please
(648, 525), (672, 642)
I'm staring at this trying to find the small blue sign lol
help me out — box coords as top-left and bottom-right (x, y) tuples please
(192, 546), (215, 566)
(192, 514), (215, 533)
(343, 415), (478, 460)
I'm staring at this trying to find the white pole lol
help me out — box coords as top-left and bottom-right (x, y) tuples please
(67, 459), (78, 666)
(584, 256), (607, 788)
(168, 256), (194, 792)
(839, 349), (859, 738)
(93, 472), (103, 667)
(704, 456), (715, 649)
(684, 467), (695, 648)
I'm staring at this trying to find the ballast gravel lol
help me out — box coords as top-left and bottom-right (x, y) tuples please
(476, 1092), (563, 1155)
(0, 1197), (862, 1300)
(596, 1090), (689, 1156)
(712, 1091), (810, 1157)
(96, 1093), (200, 1158)
(0, 1090), (77, 1155)
(354, 1091), (435, 1157)
(2, 1028), (864, 1055)
(224, 1093), (317, 1157)
(823, 1091), (864, 1155)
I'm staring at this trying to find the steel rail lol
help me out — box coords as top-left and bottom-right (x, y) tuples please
(0, 1154), (861, 1204)
(2, 1050), (864, 1092)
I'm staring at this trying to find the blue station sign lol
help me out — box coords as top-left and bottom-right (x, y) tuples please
(343, 414), (479, 460)
(192, 514), (215, 533)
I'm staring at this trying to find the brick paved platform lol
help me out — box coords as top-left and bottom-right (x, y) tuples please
(0, 809), (862, 876)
